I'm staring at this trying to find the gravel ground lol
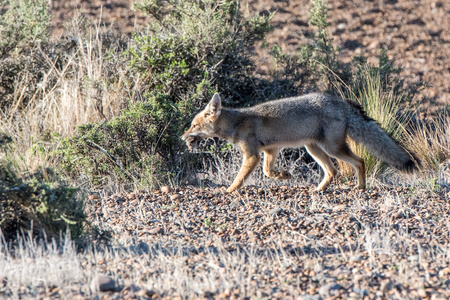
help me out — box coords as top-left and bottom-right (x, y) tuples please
(66, 181), (449, 299)
(1, 178), (449, 299)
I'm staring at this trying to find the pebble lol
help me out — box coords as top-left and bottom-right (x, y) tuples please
(319, 283), (341, 296)
(269, 206), (283, 215)
(90, 275), (116, 292)
(160, 186), (172, 193)
(149, 227), (164, 235)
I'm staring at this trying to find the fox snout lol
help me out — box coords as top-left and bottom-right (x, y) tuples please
(181, 131), (202, 151)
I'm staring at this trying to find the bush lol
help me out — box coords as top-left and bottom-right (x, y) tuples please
(0, 0), (52, 110)
(0, 0), (51, 58)
(57, 0), (288, 189)
(58, 99), (187, 189)
(0, 158), (84, 241)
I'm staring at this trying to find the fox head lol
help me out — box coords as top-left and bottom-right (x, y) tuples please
(181, 93), (222, 150)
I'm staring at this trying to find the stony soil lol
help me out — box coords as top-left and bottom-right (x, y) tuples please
(66, 183), (449, 299)
(2, 182), (450, 299)
(50, 0), (450, 112)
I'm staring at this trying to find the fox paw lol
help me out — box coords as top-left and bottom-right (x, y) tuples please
(226, 185), (240, 193)
(265, 170), (292, 180)
(276, 170), (292, 180)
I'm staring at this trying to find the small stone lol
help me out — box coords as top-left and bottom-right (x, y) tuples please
(333, 204), (347, 211)
(136, 242), (150, 254)
(319, 283), (341, 296)
(230, 200), (242, 209)
(349, 255), (364, 262)
(299, 295), (323, 300)
(393, 211), (405, 219)
(90, 275), (116, 292)
(417, 288), (427, 298)
(269, 207), (283, 215)
(170, 194), (180, 201)
(353, 288), (369, 296)
(136, 289), (157, 297)
(89, 194), (100, 200)
(97, 257), (106, 265)
(439, 267), (450, 277)
(161, 186), (172, 193)
(149, 227), (164, 235)
(408, 255), (419, 262)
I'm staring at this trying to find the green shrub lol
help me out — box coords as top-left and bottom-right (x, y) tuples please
(57, 97), (190, 189)
(0, 0), (53, 111)
(0, 161), (83, 241)
(129, 0), (277, 104)
(0, 0), (51, 58)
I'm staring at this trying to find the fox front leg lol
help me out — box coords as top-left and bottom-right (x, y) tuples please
(226, 153), (261, 193)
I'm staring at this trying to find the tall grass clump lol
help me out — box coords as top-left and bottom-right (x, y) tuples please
(336, 55), (414, 176)
(405, 115), (450, 172)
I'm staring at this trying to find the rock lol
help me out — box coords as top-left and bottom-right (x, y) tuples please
(299, 295), (323, 300)
(160, 186), (172, 193)
(333, 204), (347, 211)
(170, 194), (180, 201)
(319, 283), (341, 296)
(136, 289), (157, 297)
(349, 255), (364, 262)
(90, 275), (116, 292)
(353, 288), (369, 296)
(269, 206), (283, 215)
(88, 194), (100, 200)
(136, 241), (150, 254)
(149, 227), (164, 235)
(230, 200), (242, 209)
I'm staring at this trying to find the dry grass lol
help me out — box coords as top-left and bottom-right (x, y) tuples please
(0, 21), (132, 176)
(405, 115), (450, 172)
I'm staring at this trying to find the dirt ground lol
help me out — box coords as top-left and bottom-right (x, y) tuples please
(50, 0), (449, 112)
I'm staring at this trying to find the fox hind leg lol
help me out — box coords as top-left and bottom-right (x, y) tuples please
(320, 142), (366, 190)
(263, 147), (292, 180)
(305, 144), (338, 191)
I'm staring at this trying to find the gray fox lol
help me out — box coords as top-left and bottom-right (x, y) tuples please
(182, 93), (419, 192)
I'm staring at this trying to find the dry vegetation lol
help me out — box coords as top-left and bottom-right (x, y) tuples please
(1, 0), (449, 299)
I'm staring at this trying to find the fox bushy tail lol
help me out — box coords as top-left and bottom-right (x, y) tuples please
(347, 103), (419, 172)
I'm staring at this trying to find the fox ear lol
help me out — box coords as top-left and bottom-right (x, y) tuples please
(206, 93), (222, 118)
